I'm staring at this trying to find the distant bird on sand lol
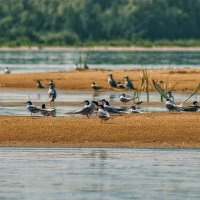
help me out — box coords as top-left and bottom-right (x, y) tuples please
(165, 99), (181, 113)
(40, 104), (56, 116)
(37, 80), (45, 89)
(134, 101), (143, 109)
(48, 82), (57, 106)
(116, 82), (125, 89)
(68, 100), (96, 118)
(26, 101), (41, 116)
(129, 106), (141, 113)
(4, 67), (11, 74)
(91, 82), (103, 91)
(180, 101), (200, 112)
(124, 76), (134, 90)
(119, 94), (133, 104)
(97, 104), (110, 123)
(108, 73), (117, 89)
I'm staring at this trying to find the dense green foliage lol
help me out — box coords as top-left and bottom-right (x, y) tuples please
(1, 0), (200, 46)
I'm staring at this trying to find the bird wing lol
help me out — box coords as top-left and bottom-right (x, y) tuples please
(40, 108), (55, 112)
(71, 106), (91, 115)
(28, 105), (41, 113)
(105, 105), (121, 114)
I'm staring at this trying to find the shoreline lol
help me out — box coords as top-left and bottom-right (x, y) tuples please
(0, 113), (200, 148)
(2, 46), (200, 51)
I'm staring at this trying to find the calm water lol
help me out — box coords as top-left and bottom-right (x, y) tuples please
(0, 148), (200, 200)
(0, 90), (199, 116)
(0, 90), (199, 103)
(0, 105), (168, 116)
(0, 50), (200, 73)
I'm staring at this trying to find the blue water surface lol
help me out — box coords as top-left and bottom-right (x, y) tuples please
(0, 50), (200, 73)
(0, 148), (200, 200)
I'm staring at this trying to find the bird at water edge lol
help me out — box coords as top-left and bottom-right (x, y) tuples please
(48, 82), (57, 106)
(91, 82), (103, 91)
(40, 104), (56, 116)
(26, 101), (41, 116)
(108, 73), (117, 89)
(97, 104), (110, 123)
(124, 76), (134, 90)
(67, 100), (96, 118)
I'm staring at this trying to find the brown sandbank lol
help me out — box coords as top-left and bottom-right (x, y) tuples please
(0, 69), (200, 92)
(0, 113), (200, 148)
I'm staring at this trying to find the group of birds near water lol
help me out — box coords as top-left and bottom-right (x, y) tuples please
(26, 73), (200, 122)
(91, 73), (135, 91)
(27, 80), (57, 117)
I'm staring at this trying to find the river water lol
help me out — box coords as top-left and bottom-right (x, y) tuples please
(0, 90), (199, 116)
(0, 148), (200, 200)
(0, 50), (200, 73)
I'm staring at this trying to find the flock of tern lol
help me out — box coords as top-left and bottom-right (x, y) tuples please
(27, 74), (200, 122)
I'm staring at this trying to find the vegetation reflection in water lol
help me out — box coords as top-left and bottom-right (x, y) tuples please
(0, 51), (200, 73)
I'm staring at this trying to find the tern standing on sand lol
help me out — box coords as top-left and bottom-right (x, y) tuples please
(120, 94), (133, 104)
(165, 99), (181, 113)
(98, 104), (110, 123)
(26, 101), (41, 116)
(40, 104), (56, 116)
(124, 76), (134, 90)
(4, 67), (11, 74)
(180, 101), (200, 112)
(108, 73), (117, 89)
(116, 82), (125, 89)
(48, 82), (57, 106)
(37, 80), (45, 89)
(91, 82), (103, 91)
(68, 100), (96, 118)
(129, 106), (141, 113)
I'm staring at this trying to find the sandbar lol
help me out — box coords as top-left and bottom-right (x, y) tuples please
(0, 69), (199, 92)
(0, 113), (200, 148)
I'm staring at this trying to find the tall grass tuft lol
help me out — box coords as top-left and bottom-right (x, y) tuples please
(141, 69), (150, 102)
(75, 53), (89, 70)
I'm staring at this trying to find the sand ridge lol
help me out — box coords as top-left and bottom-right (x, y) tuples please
(0, 113), (200, 148)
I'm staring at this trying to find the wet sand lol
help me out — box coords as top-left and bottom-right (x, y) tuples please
(0, 69), (200, 92)
(0, 113), (200, 148)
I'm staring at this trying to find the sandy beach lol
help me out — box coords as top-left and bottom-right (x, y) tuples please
(0, 69), (199, 148)
(0, 113), (200, 148)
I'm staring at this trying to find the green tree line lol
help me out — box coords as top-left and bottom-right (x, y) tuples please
(1, 0), (200, 46)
